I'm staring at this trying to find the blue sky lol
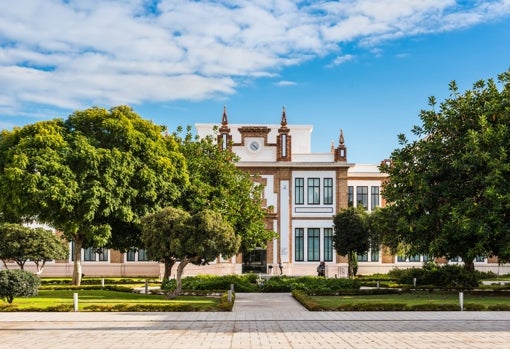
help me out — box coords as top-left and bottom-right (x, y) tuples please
(1, 1), (510, 164)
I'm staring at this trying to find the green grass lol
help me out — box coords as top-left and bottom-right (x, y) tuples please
(1, 290), (225, 311)
(311, 291), (510, 310)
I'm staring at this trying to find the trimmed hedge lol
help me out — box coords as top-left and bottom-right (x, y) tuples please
(387, 263), (492, 289)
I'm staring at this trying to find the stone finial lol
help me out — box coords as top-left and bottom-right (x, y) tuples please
(221, 105), (228, 125)
(339, 129), (345, 145)
(330, 141), (335, 153)
(281, 106), (287, 126)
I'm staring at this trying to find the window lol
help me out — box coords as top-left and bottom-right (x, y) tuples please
(371, 186), (380, 210)
(138, 249), (149, 261)
(323, 228), (333, 262)
(450, 257), (459, 262)
(307, 228), (320, 261)
(127, 248), (149, 262)
(356, 186), (368, 209)
(295, 228), (304, 261)
(307, 178), (320, 205)
(371, 249), (379, 262)
(97, 248), (108, 261)
(281, 134), (287, 157)
(423, 255), (430, 262)
(348, 186), (354, 207)
(475, 256), (485, 262)
(397, 255), (406, 262)
(295, 178), (304, 205)
(77, 245), (109, 262)
(357, 253), (368, 262)
(323, 178), (333, 205)
(127, 249), (136, 261)
(408, 255), (420, 262)
(83, 247), (95, 261)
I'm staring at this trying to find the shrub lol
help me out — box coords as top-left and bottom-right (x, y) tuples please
(161, 274), (258, 292)
(388, 263), (480, 288)
(337, 303), (407, 311)
(487, 304), (510, 311)
(0, 269), (40, 303)
(263, 276), (359, 292)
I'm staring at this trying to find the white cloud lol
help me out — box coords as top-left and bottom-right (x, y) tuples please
(275, 80), (297, 87)
(1, 0), (509, 117)
(327, 54), (355, 68)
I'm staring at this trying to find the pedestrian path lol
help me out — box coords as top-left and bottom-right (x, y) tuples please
(233, 292), (306, 313)
(1, 293), (510, 348)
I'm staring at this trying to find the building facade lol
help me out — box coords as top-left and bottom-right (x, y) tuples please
(5, 107), (509, 277)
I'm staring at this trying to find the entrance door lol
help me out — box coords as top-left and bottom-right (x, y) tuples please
(242, 249), (267, 273)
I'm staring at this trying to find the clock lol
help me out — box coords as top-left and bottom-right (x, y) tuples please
(249, 140), (260, 152)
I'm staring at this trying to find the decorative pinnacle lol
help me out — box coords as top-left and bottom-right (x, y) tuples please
(281, 106), (287, 126)
(339, 129), (344, 145)
(221, 105), (228, 125)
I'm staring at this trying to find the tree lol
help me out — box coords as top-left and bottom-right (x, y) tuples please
(333, 206), (370, 277)
(0, 106), (188, 285)
(141, 207), (190, 280)
(0, 223), (68, 274)
(0, 269), (40, 304)
(142, 208), (240, 296)
(174, 126), (275, 254)
(380, 70), (510, 270)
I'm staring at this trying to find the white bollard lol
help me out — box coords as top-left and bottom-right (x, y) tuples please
(73, 292), (78, 312)
(459, 292), (464, 311)
(101, 278), (104, 287)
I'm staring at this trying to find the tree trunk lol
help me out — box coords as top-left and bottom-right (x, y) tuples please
(35, 260), (46, 275)
(163, 257), (175, 280)
(463, 257), (475, 272)
(347, 252), (358, 278)
(72, 237), (83, 286)
(173, 259), (189, 297)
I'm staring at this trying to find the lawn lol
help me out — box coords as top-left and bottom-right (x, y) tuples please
(310, 291), (510, 310)
(1, 289), (227, 311)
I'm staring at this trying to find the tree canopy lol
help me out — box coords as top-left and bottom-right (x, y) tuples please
(142, 207), (240, 296)
(333, 206), (370, 277)
(380, 70), (510, 270)
(0, 106), (189, 284)
(0, 223), (68, 274)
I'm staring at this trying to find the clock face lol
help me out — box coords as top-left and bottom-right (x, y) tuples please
(249, 141), (260, 151)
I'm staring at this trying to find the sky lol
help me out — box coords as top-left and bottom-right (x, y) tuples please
(1, 0), (510, 164)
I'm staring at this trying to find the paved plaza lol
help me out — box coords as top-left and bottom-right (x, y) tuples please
(1, 293), (509, 348)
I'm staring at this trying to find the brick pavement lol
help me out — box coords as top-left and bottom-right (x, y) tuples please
(1, 293), (509, 348)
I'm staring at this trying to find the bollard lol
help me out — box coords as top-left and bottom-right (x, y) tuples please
(230, 283), (234, 292)
(228, 289), (232, 303)
(377, 281), (380, 289)
(145, 279), (149, 295)
(73, 292), (78, 312)
(101, 278), (105, 287)
(459, 292), (464, 311)
(413, 278), (417, 287)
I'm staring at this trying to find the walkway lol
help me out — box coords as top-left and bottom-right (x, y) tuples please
(1, 293), (509, 348)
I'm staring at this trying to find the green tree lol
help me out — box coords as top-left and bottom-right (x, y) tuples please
(141, 207), (190, 280)
(0, 269), (40, 304)
(380, 71), (510, 270)
(0, 223), (68, 274)
(174, 126), (275, 254)
(0, 106), (188, 285)
(142, 207), (240, 296)
(333, 206), (370, 277)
